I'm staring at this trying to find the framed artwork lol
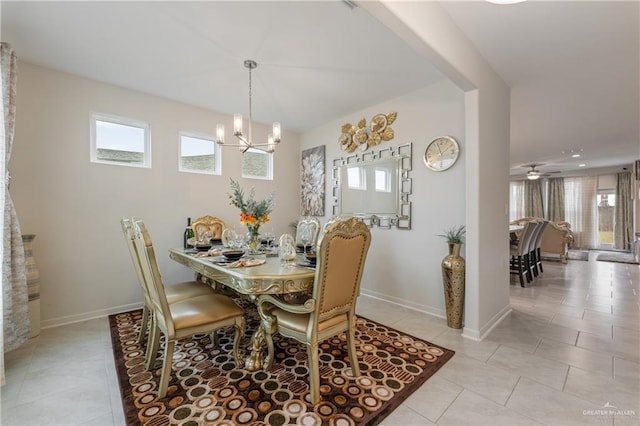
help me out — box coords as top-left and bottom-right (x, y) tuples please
(301, 145), (325, 216)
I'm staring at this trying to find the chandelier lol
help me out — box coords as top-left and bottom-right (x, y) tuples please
(216, 59), (281, 153)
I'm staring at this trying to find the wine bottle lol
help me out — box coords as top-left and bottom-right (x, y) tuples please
(183, 218), (194, 249)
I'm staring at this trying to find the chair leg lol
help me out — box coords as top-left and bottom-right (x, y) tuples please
(232, 317), (246, 369)
(146, 321), (161, 370)
(531, 251), (539, 277)
(537, 248), (544, 273)
(524, 254), (533, 282)
(210, 331), (219, 346)
(346, 323), (360, 377)
(517, 255), (525, 287)
(306, 341), (321, 404)
(158, 339), (175, 399)
(138, 304), (149, 343)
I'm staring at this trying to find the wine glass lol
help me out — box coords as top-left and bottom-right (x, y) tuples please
(264, 229), (275, 252)
(300, 226), (312, 256)
(278, 234), (296, 266)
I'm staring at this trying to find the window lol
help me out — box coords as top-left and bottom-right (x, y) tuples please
(241, 148), (273, 180)
(509, 181), (525, 222)
(179, 132), (221, 175)
(375, 166), (392, 193)
(90, 113), (150, 167)
(347, 166), (366, 190)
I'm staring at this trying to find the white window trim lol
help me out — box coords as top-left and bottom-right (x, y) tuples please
(241, 147), (274, 180)
(178, 131), (222, 176)
(90, 112), (151, 168)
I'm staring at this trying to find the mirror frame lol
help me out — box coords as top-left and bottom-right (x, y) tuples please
(332, 143), (412, 229)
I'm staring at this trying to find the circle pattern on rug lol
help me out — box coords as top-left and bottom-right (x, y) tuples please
(109, 304), (454, 425)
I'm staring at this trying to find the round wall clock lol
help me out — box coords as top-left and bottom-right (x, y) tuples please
(424, 136), (460, 171)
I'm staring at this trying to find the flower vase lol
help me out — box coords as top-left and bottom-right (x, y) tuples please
(247, 226), (261, 255)
(441, 243), (465, 329)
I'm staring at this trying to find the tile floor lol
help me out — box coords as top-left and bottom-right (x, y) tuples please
(1, 252), (638, 425)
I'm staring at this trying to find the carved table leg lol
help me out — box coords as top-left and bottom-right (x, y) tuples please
(244, 296), (277, 371)
(244, 325), (266, 371)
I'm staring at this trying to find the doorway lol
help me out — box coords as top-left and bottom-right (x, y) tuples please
(597, 191), (615, 249)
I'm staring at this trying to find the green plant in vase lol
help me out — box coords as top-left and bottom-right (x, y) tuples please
(228, 179), (274, 254)
(437, 225), (466, 245)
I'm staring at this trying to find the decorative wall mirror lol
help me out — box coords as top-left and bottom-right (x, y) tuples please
(332, 143), (412, 229)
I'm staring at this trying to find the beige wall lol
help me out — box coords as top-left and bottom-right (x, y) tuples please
(302, 80), (466, 318)
(11, 62), (302, 327)
(12, 1), (512, 338)
(363, 1), (511, 339)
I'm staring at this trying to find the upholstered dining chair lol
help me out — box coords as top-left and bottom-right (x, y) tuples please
(257, 216), (372, 404)
(295, 216), (321, 250)
(120, 218), (215, 349)
(510, 221), (538, 287)
(530, 220), (549, 277)
(191, 215), (226, 243)
(131, 218), (246, 399)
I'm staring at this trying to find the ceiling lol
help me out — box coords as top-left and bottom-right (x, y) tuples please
(2, 1), (638, 176)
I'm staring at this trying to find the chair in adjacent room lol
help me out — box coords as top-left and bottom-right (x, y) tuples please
(530, 220), (549, 276)
(132, 218), (246, 399)
(510, 221), (538, 287)
(120, 218), (216, 349)
(257, 216), (372, 404)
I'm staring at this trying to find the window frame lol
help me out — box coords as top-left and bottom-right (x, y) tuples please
(178, 131), (222, 175)
(90, 112), (151, 168)
(241, 147), (273, 180)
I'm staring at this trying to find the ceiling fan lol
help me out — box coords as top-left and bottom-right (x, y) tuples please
(524, 164), (560, 180)
(522, 164), (561, 180)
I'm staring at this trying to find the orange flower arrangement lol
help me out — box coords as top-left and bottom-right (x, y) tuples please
(228, 179), (274, 240)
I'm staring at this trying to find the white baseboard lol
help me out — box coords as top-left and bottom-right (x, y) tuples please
(40, 302), (143, 329)
(359, 288), (446, 320)
(462, 304), (512, 341)
(360, 288), (511, 342)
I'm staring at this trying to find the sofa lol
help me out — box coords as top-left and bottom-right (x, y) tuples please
(510, 218), (574, 263)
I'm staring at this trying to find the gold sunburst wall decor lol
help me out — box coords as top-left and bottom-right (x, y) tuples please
(338, 112), (397, 153)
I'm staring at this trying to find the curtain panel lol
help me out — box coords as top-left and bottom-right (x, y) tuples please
(614, 171), (632, 250)
(524, 179), (544, 218)
(2, 42), (29, 363)
(547, 177), (565, 222)
(509, 181), (525, 222)
(564, 176), (598, 249)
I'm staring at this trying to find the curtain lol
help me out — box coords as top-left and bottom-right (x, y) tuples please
(2, 42), (29, 364)
(509, 181), (525, 222)
(614, 171), (632, 250)
(564, 176), (598, 249)
(547, 177), (565, 222)
(524, 179), (544, 218)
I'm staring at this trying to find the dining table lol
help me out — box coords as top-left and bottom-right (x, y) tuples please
(509, 224), (524, 241)
(168, 247), (316, 371)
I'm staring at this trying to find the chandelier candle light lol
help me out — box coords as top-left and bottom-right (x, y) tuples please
(216, 60), (281, 153)
(228, 179), (274, 254)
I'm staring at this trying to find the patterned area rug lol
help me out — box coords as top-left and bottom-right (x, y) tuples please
(109, 308), (454, 425)
(596, 251), (639, 265)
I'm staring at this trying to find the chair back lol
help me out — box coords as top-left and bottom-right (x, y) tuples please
(191, 215), (226, 241)
(295, 216), (321, 248)
(532, 220), (549, 250)
(526, 221), (543, 252)
(312, 217), (371, 322)
(516, 221), (538, 256)
(120, 217), (151, 304)
(132, 218), (175, 336)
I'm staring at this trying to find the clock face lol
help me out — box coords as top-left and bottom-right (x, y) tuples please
(424, 136), (460, 171)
